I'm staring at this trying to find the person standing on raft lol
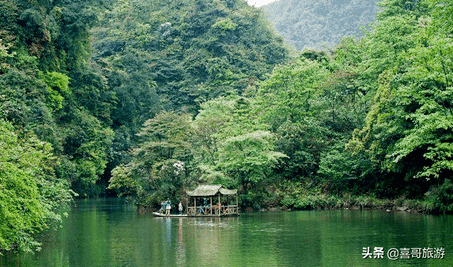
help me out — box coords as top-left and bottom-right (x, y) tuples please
(159, 201), (165, 214)
(178, 201), (183, 215)
(165, 198), (171, 216)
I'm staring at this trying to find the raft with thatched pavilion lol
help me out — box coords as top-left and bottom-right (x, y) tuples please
(185, 185), (239, 217)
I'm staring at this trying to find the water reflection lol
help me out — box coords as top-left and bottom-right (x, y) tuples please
(1, 199), (453, 267)
(179, 217), (239, 266)
(176, 218), (185, 266)
(166, 218), (172, 247)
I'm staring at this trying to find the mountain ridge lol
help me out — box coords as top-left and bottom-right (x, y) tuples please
(262, 0), (380, 50)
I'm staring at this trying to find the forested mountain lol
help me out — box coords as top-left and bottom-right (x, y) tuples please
(262, 0), (380, 50)
(2, 0), (453, 254)
(109, 0), (453, 215)
(1, 0), (114, 253)
(0, 0), (288, 253)
(90, 0), (289, 175)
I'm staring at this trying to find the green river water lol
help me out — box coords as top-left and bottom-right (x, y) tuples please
(1, 198), (452, 267)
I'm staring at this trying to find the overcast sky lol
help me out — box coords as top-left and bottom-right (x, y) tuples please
(246, 0), (277, 7)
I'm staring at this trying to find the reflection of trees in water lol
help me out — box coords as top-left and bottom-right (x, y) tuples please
(176, 218), (186, 266)
(166, 218), (172, 247)
(181, 217), (239, 265)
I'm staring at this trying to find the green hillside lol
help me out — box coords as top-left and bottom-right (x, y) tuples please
(91, 0), (288, 114)
(263, 0), (380, 50)
(90, 0), (290, 193)
(0, 0), (289, 253)
(2, 0), (453, 254)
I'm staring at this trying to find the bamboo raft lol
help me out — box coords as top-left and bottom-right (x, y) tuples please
(152, 212), (187, 217)
(153, 185), (239, 217)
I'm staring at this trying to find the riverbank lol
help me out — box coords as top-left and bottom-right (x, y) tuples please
(260, 193), (451, 215)
(133, 180), (453, 215)
(136, 194), (446, 215)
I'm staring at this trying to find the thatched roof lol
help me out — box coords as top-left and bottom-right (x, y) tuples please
(219, 188), (237, 195)
(186, 185), (237, 197)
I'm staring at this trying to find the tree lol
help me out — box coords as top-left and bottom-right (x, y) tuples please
(109, 112), (194, 205)
(346, 0), (453, 202)
(216, 130), (287, 188)
(58, 108), (114, 197)
(0, 120), (72, 253)
(91, 0), (289, 113)
(190, 96), (286, 208)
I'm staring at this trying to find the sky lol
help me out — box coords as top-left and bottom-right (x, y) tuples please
(246, 0), (277, 7)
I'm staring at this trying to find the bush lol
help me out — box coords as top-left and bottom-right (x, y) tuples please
(425, 179), (453, 213)
(281, 193), (341, 210)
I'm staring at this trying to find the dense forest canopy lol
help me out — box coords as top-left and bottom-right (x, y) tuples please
(1, 0), (453, 254)
(263, 0), (380, 50)
(90, 0), (289, 175)
(0, 0), (289, 253)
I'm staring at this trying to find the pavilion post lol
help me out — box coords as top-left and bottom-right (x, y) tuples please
(218, 194), (221, 216)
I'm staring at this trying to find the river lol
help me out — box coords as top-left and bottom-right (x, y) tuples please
(1, 198), (452, 266)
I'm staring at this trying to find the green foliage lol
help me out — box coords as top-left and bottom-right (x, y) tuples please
(0, 120), (72, 253)
(212, 17), (238, 30)
(425, 179), (453, 212)
(348, 0), (453, 186)
(109, 112), (194, 203)
(59, 108), (114, 197)
(92, 0), (289, 113)
(254, 50), (367, 188)
(0, 0), (116, 199)
(263, 0), (380, 50)
(257, 58), (329, 129)
(96, 0), (290, 205)
(39, 71), (70, 110)
(0, 33), (15, 73)
(426, 0), (453, 36)
(110, 95), (288, 208)
(376, 0), (429, 19)
(279, 181), (340, 209)
(108, 162), (139, 197)
(0, 121), (43, 252)
(191, 97), (237, 168)
(217, 130), (287, 185)
(336, 0), (453, 203)
(192, 95), (285, 190)
(250, 0), (453, 208)
(4, 0), (453, 256)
